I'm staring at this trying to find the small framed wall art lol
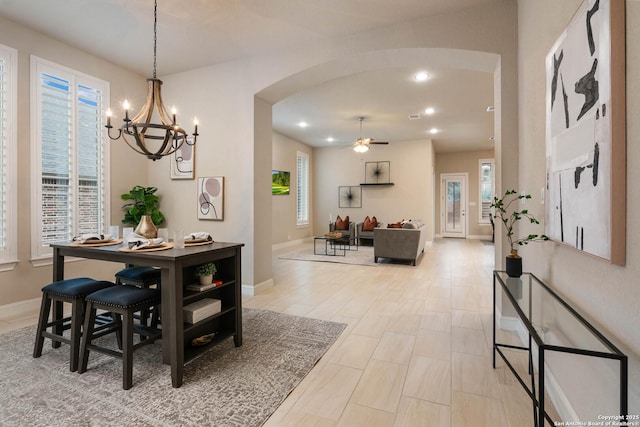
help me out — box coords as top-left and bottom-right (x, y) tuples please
(198, 176), (224, 220)
(170, 137), (195, 179)
(364, 161), (390, 184)
(338, 186), (361, 208)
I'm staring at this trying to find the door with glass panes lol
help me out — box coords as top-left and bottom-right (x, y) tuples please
(441, 174), (467, 238)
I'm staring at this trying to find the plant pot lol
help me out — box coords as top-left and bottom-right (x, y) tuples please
(135, 215), (158, 239)
(506, 250), (522, 278)
(199, 275), (213, 286)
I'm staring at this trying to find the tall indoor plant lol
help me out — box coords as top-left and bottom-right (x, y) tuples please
(121, 185), (165, 238)
(491, 189), (548, 277)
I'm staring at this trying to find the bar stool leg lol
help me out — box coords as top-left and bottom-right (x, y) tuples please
(123, 311), (134, 390)
(69, 299), (84, 372)
(52, 300), (64, 348)
(33, 293), (51, 358)
(79, 302), (97, 374)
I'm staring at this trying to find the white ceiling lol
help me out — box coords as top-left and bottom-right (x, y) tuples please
(0, 0), (500, 153)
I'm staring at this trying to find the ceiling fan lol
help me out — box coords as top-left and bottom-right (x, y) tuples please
(353, 117), (389, 153)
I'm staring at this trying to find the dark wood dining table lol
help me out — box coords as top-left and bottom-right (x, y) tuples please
(50, 240), (244, 388)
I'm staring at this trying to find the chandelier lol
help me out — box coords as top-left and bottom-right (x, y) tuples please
(106, 0), (198, 161)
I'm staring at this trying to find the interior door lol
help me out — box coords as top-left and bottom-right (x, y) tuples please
(442, 174), (467, 238)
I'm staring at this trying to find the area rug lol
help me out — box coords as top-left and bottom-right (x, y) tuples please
(0, 308), (346, 427)
(278, 244), (379, 266)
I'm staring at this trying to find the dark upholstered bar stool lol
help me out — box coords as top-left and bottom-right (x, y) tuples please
(115, 266), (161, 326)
(114, 266), (161, 288)
(33, 277), (115, 372)
(79, 285), (162, 390)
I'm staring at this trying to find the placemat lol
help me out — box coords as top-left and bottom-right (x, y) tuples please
(119, 242), (174, 252)
(69, 239), (123, 247)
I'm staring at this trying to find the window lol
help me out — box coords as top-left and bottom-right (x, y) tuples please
(479, 158), (495, 224)
(296, 151), (309, 226)
(0, 43), (17, 269)
(31, 56), (110, 260)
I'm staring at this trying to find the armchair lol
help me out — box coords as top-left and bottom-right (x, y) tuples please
(329, 221), (355, 243)
(357, 221), (384, 246)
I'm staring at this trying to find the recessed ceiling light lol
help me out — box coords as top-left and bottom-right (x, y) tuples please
(326, 137), (334, 142)
(298, 121), (308, 128)
(414, 71), (430, 82)
(424, 107), (435, 115)
(429, 128), (439, 134)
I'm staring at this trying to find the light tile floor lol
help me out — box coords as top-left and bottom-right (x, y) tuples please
(0, 238), (557, 426)
(246, 238), (558, 426)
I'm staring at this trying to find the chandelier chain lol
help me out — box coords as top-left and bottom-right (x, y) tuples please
(153, 0), (158, 79)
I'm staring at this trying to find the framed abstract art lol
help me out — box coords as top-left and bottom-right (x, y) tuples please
(197, 176), (224, 220)
(545, 0), (625, 264)
(338, 186), (361, 208)
(170, 137), (195, 179)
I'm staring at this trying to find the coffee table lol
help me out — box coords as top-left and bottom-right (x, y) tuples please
(314, 235), (347, 256)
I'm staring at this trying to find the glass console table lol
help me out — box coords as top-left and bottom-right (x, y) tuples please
(492, 271), (628, 426)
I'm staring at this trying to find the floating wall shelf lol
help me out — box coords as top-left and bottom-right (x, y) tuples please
(360, 183), (394, 186)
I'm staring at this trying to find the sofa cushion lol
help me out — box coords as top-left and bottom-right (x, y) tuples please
(403, 219), (424, 229)
(362, 216), (378, 231)
(336, 215), (350, 230)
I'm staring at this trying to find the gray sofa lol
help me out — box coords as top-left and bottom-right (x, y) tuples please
(373, 221), (427, 266)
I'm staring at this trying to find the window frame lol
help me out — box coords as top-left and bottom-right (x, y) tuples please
(30, 56), (110, 262)
(478, 158), (495, 225)
(0, 43), (18, 271)
(296, 151), (309, 227)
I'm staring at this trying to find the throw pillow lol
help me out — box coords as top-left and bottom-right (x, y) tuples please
(336, 215), (350, 230)
(387, 221), (402, 228)
(362, 216), (376, 231)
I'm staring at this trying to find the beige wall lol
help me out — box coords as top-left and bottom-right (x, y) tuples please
(0, 16), (146, 306)
(271, 132), (314, 246)
(156, 0), (518, 291)
(435, 150), (494, 238)
(0, 1), (520, 297)
(518, 0), (640, 415)
(313, 140), (435, 242)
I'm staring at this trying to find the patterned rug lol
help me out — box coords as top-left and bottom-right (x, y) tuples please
(0, 309), (346, 427)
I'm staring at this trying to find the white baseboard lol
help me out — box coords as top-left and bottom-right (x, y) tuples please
(272, 237), (312, 251)
(0, 297), (41, 320)
(467, 234), (492, 240)
(433, 233), (492, 240)
(242, 278), (274, 296)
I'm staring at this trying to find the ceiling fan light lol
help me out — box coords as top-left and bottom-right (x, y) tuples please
(354, 144), (369, 153)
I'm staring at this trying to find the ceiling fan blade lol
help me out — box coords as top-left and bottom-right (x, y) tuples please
(369, 141), (389, 145)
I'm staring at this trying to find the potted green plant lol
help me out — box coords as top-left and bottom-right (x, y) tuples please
(121, 185), (165, 238)
(491, 189), (548, 277)
(195, 262), (217, 285)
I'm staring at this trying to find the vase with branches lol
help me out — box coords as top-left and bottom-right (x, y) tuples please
(491, 189), (548, 276)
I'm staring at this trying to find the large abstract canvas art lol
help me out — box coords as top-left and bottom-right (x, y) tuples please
(545, 0), (625, 264)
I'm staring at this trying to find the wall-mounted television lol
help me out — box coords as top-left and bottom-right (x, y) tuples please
(272, 170), (290, 195)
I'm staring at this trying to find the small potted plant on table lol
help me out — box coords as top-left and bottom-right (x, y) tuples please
(491, 189), (548, 277)
(195, 262), (217, 286)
